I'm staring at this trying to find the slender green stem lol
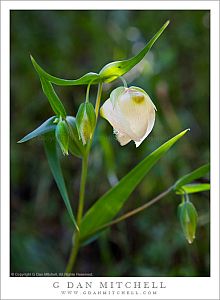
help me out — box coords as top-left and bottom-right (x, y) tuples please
(119, 76), (128, 88)
(77, 156), (89, 224)
(86, 81), (92, 103)
(65, 81), (103, 274)
(65, 231), (80, 274)
(95, 82), (103, 118)
(87, 186), (174, 237)
(65, 155), (88, 274)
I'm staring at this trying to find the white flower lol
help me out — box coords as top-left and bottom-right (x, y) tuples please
(100, 86), (156, 147)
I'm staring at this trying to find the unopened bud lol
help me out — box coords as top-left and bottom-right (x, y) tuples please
(66, 116), (85, 158)
(178, 199), (198, 244)
(76, 102), (96, 145)
(55, 119), (69, 155)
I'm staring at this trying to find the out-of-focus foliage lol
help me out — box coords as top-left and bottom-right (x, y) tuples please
(11, 10), (210, 276)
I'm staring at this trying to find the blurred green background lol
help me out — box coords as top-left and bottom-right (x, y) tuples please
(10, 10), (210, 276)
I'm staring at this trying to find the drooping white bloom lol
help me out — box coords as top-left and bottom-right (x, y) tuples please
(100, 86), (156, 147)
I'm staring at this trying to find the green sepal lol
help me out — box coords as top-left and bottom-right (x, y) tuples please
(178, 200), (198, 244)
(109, 86), (125, 107)
(99, 20), (170, 82)
(17, 116), (57, 143)
(66, 116), (85, 158)
(55, 119), (70, 156)
(76, 102), (96, 145)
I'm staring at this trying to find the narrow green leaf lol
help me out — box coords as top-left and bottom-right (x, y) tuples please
(40, 77), (66, 118)
(30, 55), (100, 86)
(99, 20), (170, 83)
(80, 128), (189, 242)
(30, 21), (168, 87)
(44, 132), (78, 231)
(30, 20), (169, 87)
(175, 183), (210, 195)
(18, 116), (56, 143)
(174, 163), (210, 190)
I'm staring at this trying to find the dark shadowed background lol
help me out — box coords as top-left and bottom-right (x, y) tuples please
(10, 10), (210, 276)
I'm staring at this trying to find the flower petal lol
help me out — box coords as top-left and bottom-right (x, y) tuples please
(117, 89), (153, 140)
(135, 107), (155, 147)
(130, 86), (157, 111)
(100, 86), (156, 147)
(114, 129), (131, 146)
(100, 98), (140, 141)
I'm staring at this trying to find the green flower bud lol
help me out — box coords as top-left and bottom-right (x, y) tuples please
(76, 102), (96, 145)
(66, 116), (85, 158)
(178, 199), (198, 244)
(55, 119), (69, 155)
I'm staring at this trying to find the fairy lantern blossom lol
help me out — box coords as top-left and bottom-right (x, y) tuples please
(100, 86), (156, 147)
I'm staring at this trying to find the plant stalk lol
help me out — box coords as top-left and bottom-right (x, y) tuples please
(77, 156), (88, 224)
(87, 185), (174, 236)
(95, 82), (103, 118)
(65, 81), (103, 274)
(65, 155), (88, 274)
